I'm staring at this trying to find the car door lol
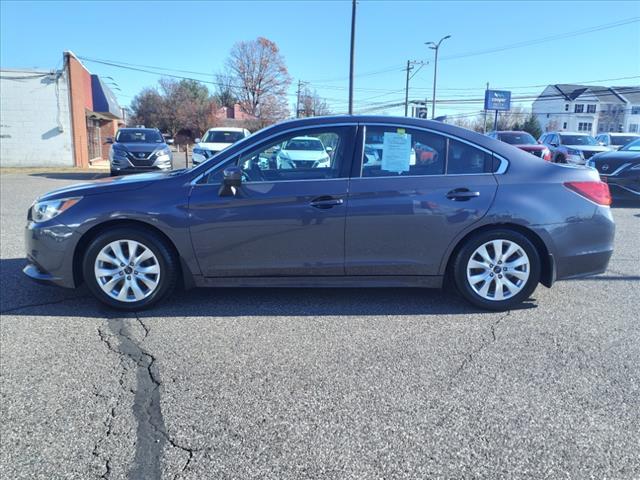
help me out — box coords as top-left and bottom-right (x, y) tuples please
(188, 125), (356, 277)
(345, 124), (498, 276)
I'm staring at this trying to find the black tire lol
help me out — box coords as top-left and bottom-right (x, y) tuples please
(452, 229), (540, 311)
(110, 170), (119, 177)
(82, 227), (178, 310)
(554, 154), (565, 164)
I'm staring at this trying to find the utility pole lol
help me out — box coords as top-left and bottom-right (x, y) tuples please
(404, 60), (427, 117)
(483, 82), (489, 133)
(348, 0), (356, 115)
(296, 80), (302, 118)
(425, 35), (451, 120)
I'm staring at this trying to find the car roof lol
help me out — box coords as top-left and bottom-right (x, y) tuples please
(608, 132), (640, 136)
(492, 130), (532, 134)
(118, 127), (159, 132)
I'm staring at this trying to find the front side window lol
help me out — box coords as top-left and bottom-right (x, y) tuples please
(235, 127), (350, 182)
(361, 126), (446, 177)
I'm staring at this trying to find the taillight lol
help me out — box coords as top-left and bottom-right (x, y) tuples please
(541, 148), (551, 161)
(564, 181), (611, 206)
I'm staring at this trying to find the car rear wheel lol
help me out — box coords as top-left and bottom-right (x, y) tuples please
(83, 227), (177, 310)
(453, 229), (540, 311)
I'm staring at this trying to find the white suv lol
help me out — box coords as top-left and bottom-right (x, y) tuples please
(192, 127), (251, 165)
(595, 132), (640, 151)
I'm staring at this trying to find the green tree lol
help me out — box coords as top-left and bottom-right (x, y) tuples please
(522, 114), (542, 139)
(130, 88), (166, 130)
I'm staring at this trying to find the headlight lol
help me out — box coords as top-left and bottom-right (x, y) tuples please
(193, 148), (204, 155)
(566, 148), (582, 156)
(31, 197), (82, 223)
(586, 159), (595, 168)
(154, 147), (171, 157)
(109, 147), (127, 160)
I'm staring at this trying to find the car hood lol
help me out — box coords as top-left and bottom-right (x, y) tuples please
(566, 145), (610, 153)
(38, 171), (172, 201)
(515, 144), (547, 151)
(280, 150), (327, 161)
(197, 142), (232, 152)
(115, 142), (167, 152)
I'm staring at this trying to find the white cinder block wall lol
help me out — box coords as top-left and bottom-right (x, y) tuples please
(0, 69), (74, 167)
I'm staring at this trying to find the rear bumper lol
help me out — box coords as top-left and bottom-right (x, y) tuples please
(537, 206), (615, 282)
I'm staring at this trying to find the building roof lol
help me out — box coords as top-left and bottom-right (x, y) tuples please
(553, 84), (590, 101)
(613, 86), (640, 104)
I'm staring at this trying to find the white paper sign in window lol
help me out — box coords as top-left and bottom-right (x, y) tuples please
(381, 132), (412, 173)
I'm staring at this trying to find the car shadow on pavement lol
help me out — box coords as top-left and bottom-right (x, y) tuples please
(29, 172), (109, 180)
(1, 257), (539, 318)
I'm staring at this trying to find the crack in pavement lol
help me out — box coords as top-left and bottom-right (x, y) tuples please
(0, 295), (89, 314)
(435, 310), (511, 428)
(96, 314), (200, 480)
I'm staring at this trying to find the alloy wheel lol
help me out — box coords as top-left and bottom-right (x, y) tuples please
(94, 239), (161, 302)
(466, 239), (530, 301)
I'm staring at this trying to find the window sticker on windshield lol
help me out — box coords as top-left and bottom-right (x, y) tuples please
(382, 132), (411, 173)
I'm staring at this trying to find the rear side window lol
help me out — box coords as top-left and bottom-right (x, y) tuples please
(362, 126), (446, 177)
(447, 139), (494, 174)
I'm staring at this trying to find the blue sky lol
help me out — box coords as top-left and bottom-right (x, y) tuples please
(2, 0), (639, 119)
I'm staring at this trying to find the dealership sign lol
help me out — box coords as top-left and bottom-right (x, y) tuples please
(484, 90), (511, 111)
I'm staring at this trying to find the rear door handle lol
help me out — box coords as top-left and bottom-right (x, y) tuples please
(446, 188), (480, 201)
(309, 196), (344, 209)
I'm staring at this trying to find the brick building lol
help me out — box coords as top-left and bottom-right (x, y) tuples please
(0, 51), (123, 167)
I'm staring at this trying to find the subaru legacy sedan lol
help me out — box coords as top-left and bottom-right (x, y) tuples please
(24, 116), (614, 311)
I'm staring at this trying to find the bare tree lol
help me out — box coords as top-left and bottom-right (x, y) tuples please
(299, 86), (331, 117)
(225, 37), (291, 121)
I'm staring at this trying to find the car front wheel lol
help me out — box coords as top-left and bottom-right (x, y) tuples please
(82, 227), (177, 310)
(453, 230), (540, 311)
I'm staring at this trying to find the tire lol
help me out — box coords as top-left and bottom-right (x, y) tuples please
(82, 227), (178, 310)
(452, 229), (540, 311)
(110, 170), (119, 177)
(554, 154), (565, 164)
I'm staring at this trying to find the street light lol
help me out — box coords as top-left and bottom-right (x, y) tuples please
(425, 35), (451, 120)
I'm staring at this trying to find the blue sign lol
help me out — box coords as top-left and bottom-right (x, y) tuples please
(484, 90), (511, 111)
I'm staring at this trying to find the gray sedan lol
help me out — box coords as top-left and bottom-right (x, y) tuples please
(24, 116), (614, 311)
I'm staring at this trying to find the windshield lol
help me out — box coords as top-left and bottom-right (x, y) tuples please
(612, 135), (639, 146)
(285, 138), (324, 151)
(560, 135), (597, 146)
(116, 129), (163, 143)
(203, 130), (245, 143)
(498, 132), (537, 145)
(620, 138), (640, 151)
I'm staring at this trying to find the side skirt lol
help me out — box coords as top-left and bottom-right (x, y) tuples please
(193, 275), (444, 289)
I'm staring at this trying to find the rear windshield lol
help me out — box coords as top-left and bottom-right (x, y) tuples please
(203, 131), (245, 143)
(116, 130), (163, 143)
(611, 135), (639, 146)
(620, 138), (640, 151)
(560, 135), (597, 146)
(498, 132), (537, 145)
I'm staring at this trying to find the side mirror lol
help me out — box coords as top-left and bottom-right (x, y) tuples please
(550, 142), (558, 147)
(325, 146), (333, 153)
(194, 138), (201, 144)
(219, 166), (242, 197)
(105, 137), (114, 144)
(598, 141), (605, 146)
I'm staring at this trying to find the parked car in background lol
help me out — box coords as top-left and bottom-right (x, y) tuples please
(539, 131), (610, 164)
(108, 128), (173, 176)
(595, 132), (640, 151)
(275, 136), (332, 169)
(24, 115), (614, 312)
(192, 127), (251, 165)
(162, 133), (174, 145)
(487, 130), (551, 161)
(587, 137), (640, 200)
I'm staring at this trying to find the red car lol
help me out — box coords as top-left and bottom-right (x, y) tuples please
(487, 131), (551, 161)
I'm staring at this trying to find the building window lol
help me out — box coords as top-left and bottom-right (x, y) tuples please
(632, 106), (640, 115)
(587, 105), (596, 113)
(630, 124), (638, 133)
(565, 104), (569, 111)
(574, 104), (584, 113)
(578, 122), (593, 132)
(563, 122), (567, 129)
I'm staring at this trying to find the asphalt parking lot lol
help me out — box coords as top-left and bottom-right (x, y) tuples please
(1, 171), (639, 480)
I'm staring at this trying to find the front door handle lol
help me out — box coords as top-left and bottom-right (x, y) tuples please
(309, 196), (344, 209)
(446, 188), (480, 201)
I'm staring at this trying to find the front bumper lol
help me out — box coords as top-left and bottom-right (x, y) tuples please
(24, 221), (79, 288)
(602, 174), (640, 198)
(111, 154), (173, 173)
